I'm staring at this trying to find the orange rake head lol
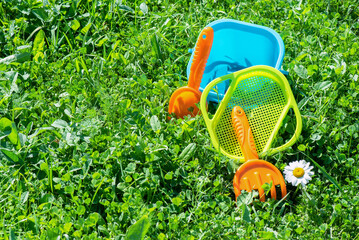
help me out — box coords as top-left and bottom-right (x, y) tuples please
(232, 106), (287, 202)
(233, 160), (287, 202)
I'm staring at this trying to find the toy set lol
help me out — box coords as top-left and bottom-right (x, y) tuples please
(169, 19), (302, 202)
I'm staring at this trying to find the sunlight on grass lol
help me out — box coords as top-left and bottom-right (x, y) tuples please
(0, 0), (358, 239)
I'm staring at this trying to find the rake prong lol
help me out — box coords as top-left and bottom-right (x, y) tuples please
(254, 171), (265, 202)
(243, 177), (251, 192)
(267, 173), (277, 200)
(280, 181), (287, 199)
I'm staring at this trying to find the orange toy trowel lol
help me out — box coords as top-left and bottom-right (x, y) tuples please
(168, 27), (214, 119)
(231, 106), (287, 202)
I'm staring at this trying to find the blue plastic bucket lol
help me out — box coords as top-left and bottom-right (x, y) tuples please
(186, 19), (286, 103)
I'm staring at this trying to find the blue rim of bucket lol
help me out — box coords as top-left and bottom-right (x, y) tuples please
(186, 19), (286, 103)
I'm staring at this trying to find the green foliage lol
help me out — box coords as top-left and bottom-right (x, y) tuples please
(1, 0), (359, 239)
(125, 215), (151, 240)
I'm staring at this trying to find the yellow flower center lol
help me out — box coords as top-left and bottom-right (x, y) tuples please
(293, 167), (305, 178)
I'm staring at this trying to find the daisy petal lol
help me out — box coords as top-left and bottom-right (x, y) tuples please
(283, 160), (314, 187)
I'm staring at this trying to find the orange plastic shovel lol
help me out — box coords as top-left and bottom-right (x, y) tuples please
(168, 27), (214, 119)
(231, 106), (287, 202)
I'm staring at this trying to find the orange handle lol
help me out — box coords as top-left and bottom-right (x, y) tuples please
(231, 106), (259, 161)
(188, 27), (214, 90)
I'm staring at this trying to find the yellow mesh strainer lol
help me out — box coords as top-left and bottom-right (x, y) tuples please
(200, 65), (302, 162)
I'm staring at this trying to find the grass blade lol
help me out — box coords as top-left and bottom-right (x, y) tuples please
(151, 33), (163, 61)
(303, 153), (343, 194)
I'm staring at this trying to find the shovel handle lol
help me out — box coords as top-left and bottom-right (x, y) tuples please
(188, 27), (214, 90)
(231, 106), (259, 161)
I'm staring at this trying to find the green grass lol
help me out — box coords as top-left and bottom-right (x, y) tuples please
(1, 0), (359, 239)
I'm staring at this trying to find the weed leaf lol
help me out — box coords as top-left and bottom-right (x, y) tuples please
(34, 52), (45, 62)
(293, 65), (308, 79)
(81, 22), (92, 35)
(313, 81), (332, 91)
(140, 3), (148, 14)
(0, 148), (19, 162)
(0, 129), (11, 140)
(241, 204), (251, 223)
(150, 115), (161, 132)
(236, 191), (258, 206)
(20, 191), (29, 204)
(125, 215), (150, 240)
(118, 5), (134, 13)
(29, 127), (55, 139)
(32, 8), (48, 22)
(0, 118), (12, 135)
(71, 19), (80, 31)
(51, 119), (68, 129)
(178, 143), (196, 161)
(0, 52), (31, 64)
(33, 30), (45, 54)
(0, 118), (19, 146)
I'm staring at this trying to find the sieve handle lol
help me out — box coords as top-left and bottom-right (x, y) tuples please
(263, 102), (303, 156)
(258, 66), (303, 156)
(200, 74), (231, 127)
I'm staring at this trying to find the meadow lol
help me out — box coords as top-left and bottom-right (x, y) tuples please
(0, 0), (359, 239)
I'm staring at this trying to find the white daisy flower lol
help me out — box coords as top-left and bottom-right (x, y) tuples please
(283, 160), (314, 187)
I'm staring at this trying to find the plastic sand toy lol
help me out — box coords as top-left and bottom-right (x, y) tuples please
(231, 106), (287, 201)
(168, 27), (214, 119)
(187, 19), (286, 103)
(200, 65), (302, 162)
